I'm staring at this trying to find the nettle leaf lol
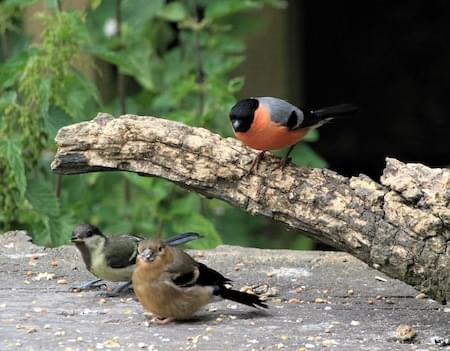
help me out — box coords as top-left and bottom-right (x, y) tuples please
(0, 91), (17, 111)
(157, 2), (187, 22)
(227, 76), (244, 93)
(44, 107), (72, 140)
(62, 71), (99, 120)
(290, 143), (328, 168)
(170, 193), (201, 216)
(173, 213), (222, 249)
(86, 44), (154, 90)
(122, 0), (164, 31)
(49, 214), (74, 246)
(0, 138), (26, 198)
(37, 78), (51, 118)
(44, 0), (59, 10)
(123, 45), (154, 90)
(90, 0), (103, 10)
(205, 0), (262, 20)
(33, 213), (73, 247)
(26, 178), (60, 218)
(3, 0), (37, 8)
(0, 50), (30, 90)
(303, 128), (319, 142)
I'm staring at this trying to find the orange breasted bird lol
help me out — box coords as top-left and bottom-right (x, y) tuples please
(132, 238), (267, 324)
(229, 97), (358, 172)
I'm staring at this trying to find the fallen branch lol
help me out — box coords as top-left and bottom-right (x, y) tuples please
(52, 113), (450, 303)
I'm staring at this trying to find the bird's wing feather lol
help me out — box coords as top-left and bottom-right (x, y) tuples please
(104, 235), (140, 268)
(258, 97), (304, 129)
(165, 248), (199, 286)
(166, 247), (231, 288)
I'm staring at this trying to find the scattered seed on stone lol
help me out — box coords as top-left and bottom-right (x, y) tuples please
(415, 292), (427, 299)
(375, 276), (387, 282)
(288, 298), (301, 304)
(394, 324), (416, 342)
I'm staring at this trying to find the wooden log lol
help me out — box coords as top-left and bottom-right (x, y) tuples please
(51, 113), (450, 303)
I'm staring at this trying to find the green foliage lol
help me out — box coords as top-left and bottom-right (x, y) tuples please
(0, 0), (320, 250)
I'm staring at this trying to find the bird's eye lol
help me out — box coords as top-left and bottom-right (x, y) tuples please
(86, 230), (92, 237)
(158, 246), (163, 252)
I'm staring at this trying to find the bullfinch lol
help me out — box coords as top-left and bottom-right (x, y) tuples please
(71, 224), (201, 297)
(229, 97), (358, 172)
(132, 238), (267, 324)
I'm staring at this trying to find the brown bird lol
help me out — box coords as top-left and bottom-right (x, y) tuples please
(132, 238), (267, 324)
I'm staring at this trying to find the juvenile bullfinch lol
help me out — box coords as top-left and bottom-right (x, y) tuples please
(71, 224), (201, 297)
(132, 238), (267, 324)
(229, 97), (358, 172)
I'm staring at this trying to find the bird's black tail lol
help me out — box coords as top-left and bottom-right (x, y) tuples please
(217, 287), (268, 309)
(311, 103), (359, 119)
(300, 104), (359, 128)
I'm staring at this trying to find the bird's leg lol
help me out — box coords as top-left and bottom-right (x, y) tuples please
(72, 278), (106, 291)
(277, 144), (297, 169)
(98, 281), (133, 298)
(246, 151), (265, 176)
(151, 316), (175, 325)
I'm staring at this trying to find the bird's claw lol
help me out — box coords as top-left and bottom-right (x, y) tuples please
(245, 151), (265, 176)
(96, 281), (133, 298)
(71, 279), (106, 292)
(275, 156), (292, 170)
(150, 316), (175, 325)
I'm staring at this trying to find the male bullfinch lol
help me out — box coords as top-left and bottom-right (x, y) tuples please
(229, 97), (358, 172)
(132, 238), (267, 324)
(71, 224), (201, 297)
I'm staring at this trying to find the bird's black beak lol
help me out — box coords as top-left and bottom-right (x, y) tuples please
(70, 233), (83, 243)
(139, 248), (156, 262)
(231, 119), (241, 131)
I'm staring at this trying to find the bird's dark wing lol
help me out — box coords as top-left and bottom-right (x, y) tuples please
(166, 246), (232, 288)
(171, 262), (232, 288)
(104, 235), (140, 269)
(194, 262), (232, 286)
(165, 232), (202, 247)
(258, 97), (304, 128)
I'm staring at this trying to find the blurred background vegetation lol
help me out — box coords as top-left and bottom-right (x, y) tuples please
(0, 0), (321, 249)
(2, 0), (449, 249)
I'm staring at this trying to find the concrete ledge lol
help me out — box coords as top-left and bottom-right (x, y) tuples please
(0, 231), (448, 350)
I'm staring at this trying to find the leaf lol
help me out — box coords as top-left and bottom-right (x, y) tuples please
(45, 0), (59, 10)
(3, 0), (37, 8)
(205, 1), (262, 20)
(227, 76), (244, 93)
(0, 138), (26, 198)
(303, 128), (319, 142)
(122, 0), (164, 30)
(26, 178), (60, 218)
(37, 78), (51, 118)
(0, 50), (30, 90)
(157, 2), (187, 22)
(90, 0), (103, 10)
(0, 91), (17, 111)
(290, 143), (328, 168)
(86, 44), (155, 90)
(33, 213), (73, 247)
(170, 193), (201, 215)
(172, 213), (222, 249)
(61, 70), (99, 120)
(44, 107), (72, 140)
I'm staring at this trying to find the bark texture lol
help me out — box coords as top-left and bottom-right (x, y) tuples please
(51, 113), (450, 303)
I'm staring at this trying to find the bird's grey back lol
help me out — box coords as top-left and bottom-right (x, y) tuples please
(256, 97), (304, 128)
